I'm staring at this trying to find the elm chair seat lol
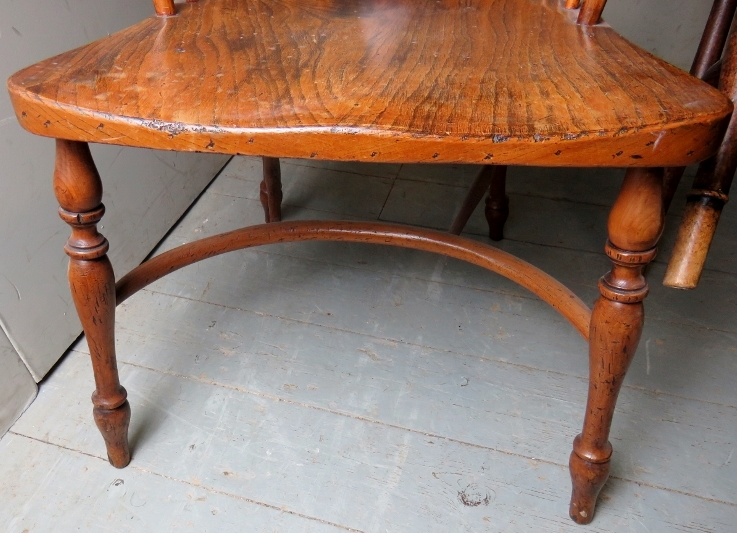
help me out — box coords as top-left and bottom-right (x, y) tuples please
(8, 0), (730, 167)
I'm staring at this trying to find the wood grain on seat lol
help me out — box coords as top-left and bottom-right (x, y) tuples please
(7, 0), (733, 166)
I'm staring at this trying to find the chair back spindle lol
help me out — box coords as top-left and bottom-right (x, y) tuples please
(577, 0), (607, 25)
(706, 16), (737, 192)
(692, 0), (737, 79)
(153, 0), (198, 17)
(663, 9), (737, 288)
(661, 1), (737, 212)
(153, 0), (176, 16)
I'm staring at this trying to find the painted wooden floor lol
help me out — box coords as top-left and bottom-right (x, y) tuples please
(2, 157), (736, 532)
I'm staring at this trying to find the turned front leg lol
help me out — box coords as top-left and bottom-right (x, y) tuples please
(54, 140), (130, 468)
(569, 167), (665, 524)
(260, 156), (283, 222)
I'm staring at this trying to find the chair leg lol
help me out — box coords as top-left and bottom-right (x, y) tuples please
(485, 166), (509, 241)
(569, 167), (664, 524)
(449, 165), (508, 240)
(54, 140), (130, 468)
(260, 156), (283, 223)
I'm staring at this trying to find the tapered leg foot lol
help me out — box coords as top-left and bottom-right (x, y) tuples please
(260, 156), (283, 222)
(569, 444), (610, 524)
(94, 400), (132, 468)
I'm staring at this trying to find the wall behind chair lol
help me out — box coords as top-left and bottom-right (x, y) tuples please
(0, 0), (229, 404)
(604, 0), (713, 72)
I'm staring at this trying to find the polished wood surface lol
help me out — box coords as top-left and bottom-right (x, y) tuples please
(53, 140), (130, 468)
(577, 0), (607, 25)
(7, 0), (731, 167)
(450, 0), (737, 240)
(570, 167), (665, 524)
(692, 0), (737, 79)
(152, 0), (176, 16)
(115, 219), (592, 339)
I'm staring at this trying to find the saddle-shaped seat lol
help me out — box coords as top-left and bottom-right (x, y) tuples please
(8, 0), (730, 167)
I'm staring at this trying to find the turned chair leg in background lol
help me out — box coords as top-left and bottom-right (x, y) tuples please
(485, 166), (509, 241)
(569, 167), (665, 524)
(54, 139), (131, 468)
(260, 156), (283, 223)
(449, 165), (509, 240)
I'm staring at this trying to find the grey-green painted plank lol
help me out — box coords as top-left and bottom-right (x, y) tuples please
(0, 433), (347, 533)
(10, 352), (735, 532)
(60, 289), (736, 505)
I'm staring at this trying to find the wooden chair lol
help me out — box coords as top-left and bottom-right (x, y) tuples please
(6, 0), (736, 524)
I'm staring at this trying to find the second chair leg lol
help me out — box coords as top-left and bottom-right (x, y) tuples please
(449, 165), (508, 240)
(485, 165), (509, 241)
(569, 167), (665, 524)
(260, 156), (283, 223)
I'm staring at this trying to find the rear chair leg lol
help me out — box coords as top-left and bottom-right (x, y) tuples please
(449, 165), (508, 240)
(569, 168), (665, 524)
(485, 165), (509, 241)
(260, 156), (283, 223)
(54, 140), (130, 468)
